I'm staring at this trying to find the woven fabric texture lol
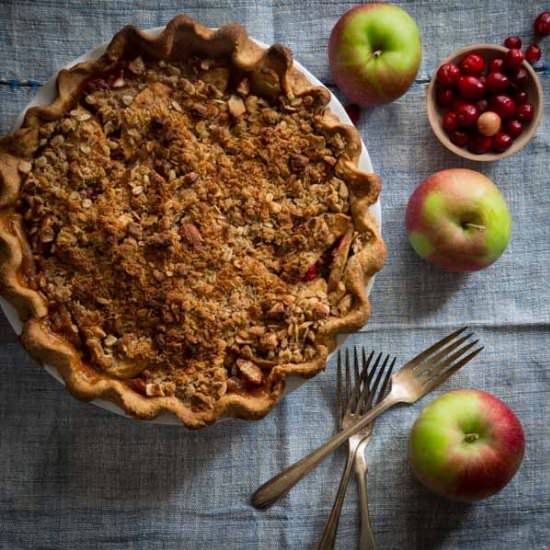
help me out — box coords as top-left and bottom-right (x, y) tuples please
(0, 1), (549, 549)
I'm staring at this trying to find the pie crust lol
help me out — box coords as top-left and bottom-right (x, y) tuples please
(0, 15), (385, 428)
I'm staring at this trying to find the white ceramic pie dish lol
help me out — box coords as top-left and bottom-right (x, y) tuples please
(1, 27), (381, 425)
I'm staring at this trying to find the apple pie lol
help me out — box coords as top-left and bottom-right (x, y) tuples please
(0, 16), (384, 427)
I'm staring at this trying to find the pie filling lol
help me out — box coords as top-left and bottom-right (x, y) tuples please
(16, 54), (362, 411)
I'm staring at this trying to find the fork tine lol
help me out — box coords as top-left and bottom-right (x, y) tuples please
(360, 351), (383, 408)
(369, 354), (391, 406)
(353, 346), (361, 392)
(336, 351), (343, 424)
(345, 348), (365, 415)
(422, 346), (484, 394)
(358, 353), (389, 412)
(350, 349), (375, 415)
(360, 350), (375, 399)
(362, 348), (375, 381)
(426, 339), (480, 378)
(354, 367), (373, 416)
(378, 356), (396, 401)
(345, 348), (352, 410)
(362, 348), (375, 393)
(360, 355), (395, 413)
(414, 333), (474, 375)
(405, 327), (468, 369)
(344, 347), (363, 415)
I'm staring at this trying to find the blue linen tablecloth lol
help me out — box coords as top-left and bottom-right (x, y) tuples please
(0, 1), (549, 548)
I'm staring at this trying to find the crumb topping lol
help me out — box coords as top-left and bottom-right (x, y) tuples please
(17, 55), (362, 411)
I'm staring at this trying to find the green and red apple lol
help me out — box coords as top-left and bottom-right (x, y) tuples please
(329, 3), (422, 107)
(406, 169), (511, 272)
(409, 389), (525, 501)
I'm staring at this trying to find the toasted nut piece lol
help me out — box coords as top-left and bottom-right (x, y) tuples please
(228, 95), (246, 117)
(104, 335), (118, 347)
(248, 325), (266, 337)
(18, 160), (32, 174)
(260, 332), (278, 350)
(236, 359), (263, 385)
(183, 172), (199, 185)
(191, 103), (208, 117)
(290, 153), (309, 172)
(179, 223), (203, 249)
(112, 76), (125, 88)
(265, 302), (286, 320)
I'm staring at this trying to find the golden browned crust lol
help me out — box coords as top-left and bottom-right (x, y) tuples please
(0, 15), (385, 428)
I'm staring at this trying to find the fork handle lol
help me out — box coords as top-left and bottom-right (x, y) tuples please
(355, 451), (376, 550)
(251, 396), (397, 509)
(315, 448), (357, 550)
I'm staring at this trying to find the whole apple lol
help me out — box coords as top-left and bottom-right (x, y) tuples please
(405, 169), (511, 272)
(329, 4), (422, 107)
(409, 389), (525, 501)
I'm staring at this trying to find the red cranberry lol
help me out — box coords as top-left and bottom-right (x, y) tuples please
(493, 131), (513, 152)
(489, 58), (505, 73)
(489, 95), (516, 119)
(469, 134), (493, 154)
(516, 103), (535, 123)
(442, 111), (458, 133)
(525, 44), (542, 65)
(511, 67), (529, 89)
(437, 63), (461, 87)
(461, 53), (485, 75)
(452, 98), (468, 111)
(506, 119), (523, 137)
(345, 104), (361, 124)
(486, 71), (510, 92)
(504, 36), (522, 49)
(534, 11), (550, 37)
(437, 88), (456, 107)
(505, 48), (525, 71)
(476, 98), (489, 113)
(455, 103), (480, 127)
(458, 75), (486, 100)
(515, 90), (528, 104)
(450, 130), (469, 147)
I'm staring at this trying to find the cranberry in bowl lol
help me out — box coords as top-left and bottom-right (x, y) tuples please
(427, 44), (543, 161)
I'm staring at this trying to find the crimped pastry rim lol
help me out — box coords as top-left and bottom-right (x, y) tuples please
(0, 15), (385, 428)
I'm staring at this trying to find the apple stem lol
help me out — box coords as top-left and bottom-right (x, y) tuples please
(463, 223), (486, 231)
(464, 433), (480, 443)
(365, 50), (383, 64)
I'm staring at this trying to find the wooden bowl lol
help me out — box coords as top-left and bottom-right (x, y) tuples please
(427, 44), (544, 161)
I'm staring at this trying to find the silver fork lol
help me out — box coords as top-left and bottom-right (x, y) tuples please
(251, 327), (483, 509)
(315, 349), (394, 550)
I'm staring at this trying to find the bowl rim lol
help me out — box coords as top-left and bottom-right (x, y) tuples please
(427, 43), (544, 162)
